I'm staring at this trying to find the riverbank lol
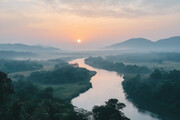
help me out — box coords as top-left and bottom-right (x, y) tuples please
(83, 57), (180, 120)
(9, 59), (97, 101)
(37, 71), (96, 100)
(71, 58), (160, 120)
(122, 70), (180, 120)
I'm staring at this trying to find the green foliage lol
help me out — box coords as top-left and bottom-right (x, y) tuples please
(106, 53), (180, 63)
(0, 60), (43, 73)
(85, 57), (151, 74)
(0, 71), (131, 120)
(13, 80), (39, 101)
(27, 64), (96, 84)
(122, 69), (180, 120)
(92, 99), (130, 120)
(0, 71), (14, 106)
(0, 71), (89, 120)
(38, 87), (54, 99)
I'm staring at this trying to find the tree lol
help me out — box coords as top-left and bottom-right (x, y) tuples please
(0, 71), (14, 106)
(92, 99), (130, 120)
(0, 71), (14, 119)
(38, 87), (54, 99)
(149, 69), (162, 79)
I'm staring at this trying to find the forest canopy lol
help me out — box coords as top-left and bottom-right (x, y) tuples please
(85, 57), (151, 74)
(122, 69), (180, 119)
(27, 63), (96, 84)
(0, 71), (129, 120)
(0, 59), (43, 73)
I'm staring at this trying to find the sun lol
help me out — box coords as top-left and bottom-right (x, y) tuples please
(77, 39), (81, 43)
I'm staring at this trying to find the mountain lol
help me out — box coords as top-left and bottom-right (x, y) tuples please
(107, 36), (180, 51)
(0, 43), (61, 52)
(155, 36), (180, 48)
(107, 38), (153, 48)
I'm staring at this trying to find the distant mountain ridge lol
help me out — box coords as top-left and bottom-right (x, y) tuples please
(155, 36), (180, 48)
(107, 36), (180, 51)
(108, 38), (153, 48)
(0, 43), (61, 52)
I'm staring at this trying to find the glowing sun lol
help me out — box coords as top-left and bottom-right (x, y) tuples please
(77, 39), (81, 43)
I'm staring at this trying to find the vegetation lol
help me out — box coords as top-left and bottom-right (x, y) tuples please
(25, 62), (96, 100)
(27, 64), (96, 84)
(85, 57), (151, 74)
(106, 53), (180, 70)
(38, 82), (93, 100)
(0, 73), (89, 120)
(0, 59), (43, 73)
(0, 51), (36, 59)
(3, 59), (96, 100)
(106, 53), (180, 63)
(122, 69), (180, 120)
(85, 56), (180, 119)
(0, 71), (14, 108)
(92, 99), (130, 120)
(0, 71), (129, 120)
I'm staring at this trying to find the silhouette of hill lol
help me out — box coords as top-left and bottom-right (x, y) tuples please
(155, 36), (180, 48)
(107, 36), (180, 51)
(0, 43), (61, 52)
(108, 38), (153, 48)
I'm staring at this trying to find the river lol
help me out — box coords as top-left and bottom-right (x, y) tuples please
(70, 58), (160, 120)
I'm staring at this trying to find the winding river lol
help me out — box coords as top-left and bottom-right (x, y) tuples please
(70, 58), (160, 120)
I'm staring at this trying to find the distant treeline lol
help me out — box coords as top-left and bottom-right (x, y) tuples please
(122, 69), (180, 120)
(27, 62), (96, 84)
(0, 50), (36, 59)
(0, 59), (43, 73)
(106, 52), (180, 63)
(85, 57), (151, 74)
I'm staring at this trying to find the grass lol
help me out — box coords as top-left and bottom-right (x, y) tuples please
(37, 81), (92, 100)
(8, 65), (54, 80)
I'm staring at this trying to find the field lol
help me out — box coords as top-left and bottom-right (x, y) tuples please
(38, 81), (92, 100)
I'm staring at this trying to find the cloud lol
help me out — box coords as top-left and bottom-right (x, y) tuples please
(1, 0), (180, 18)
(42, 0), (180, 18)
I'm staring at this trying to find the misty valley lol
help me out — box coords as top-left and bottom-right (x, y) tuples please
(0, 36), (179, 120)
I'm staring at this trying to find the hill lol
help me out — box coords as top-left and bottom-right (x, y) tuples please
(0, 43), (61, 52)
(108, 38), (153, 48)
(107, 36), (180, 51)
(155, 36), (180, 48)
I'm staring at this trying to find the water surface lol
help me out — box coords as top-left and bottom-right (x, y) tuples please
(70, 58), (160, 120)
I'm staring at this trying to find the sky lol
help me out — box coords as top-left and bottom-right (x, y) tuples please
(0, 0), (180, 50)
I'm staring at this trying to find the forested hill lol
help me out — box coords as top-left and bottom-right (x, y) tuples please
(122, 69), (180, 120)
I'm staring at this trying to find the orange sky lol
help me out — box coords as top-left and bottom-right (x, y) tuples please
(0, 0), (180, 50)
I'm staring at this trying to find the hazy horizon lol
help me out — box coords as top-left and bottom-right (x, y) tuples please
(0, 1), (180, 119)
(1, 0), (180, 50)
